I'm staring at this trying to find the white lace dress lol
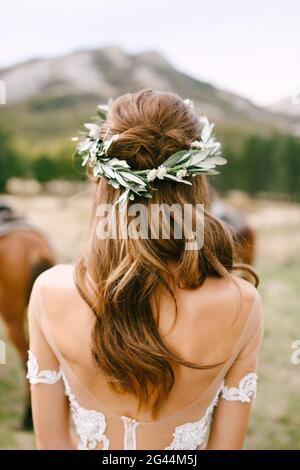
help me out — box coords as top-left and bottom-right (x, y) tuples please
(26, 267), (263, 450)
(27, 350), (258, 450)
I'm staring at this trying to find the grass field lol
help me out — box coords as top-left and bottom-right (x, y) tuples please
(0, 192), (299, 449)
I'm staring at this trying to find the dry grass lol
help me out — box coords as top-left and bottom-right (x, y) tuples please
(0, 193), (299, 449)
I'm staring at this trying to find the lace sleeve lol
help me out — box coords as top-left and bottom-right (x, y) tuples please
(27, 274), (62, 385)
(26, 350), (62, 385)
(221, 289), (264, 403)
(221, 372), (257, 403)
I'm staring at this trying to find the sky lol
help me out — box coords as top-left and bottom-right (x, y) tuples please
(1, 0), (300, 106)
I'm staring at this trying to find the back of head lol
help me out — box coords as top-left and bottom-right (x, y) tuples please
(75, 89), (238, 417)
(102, 89), (199, 169)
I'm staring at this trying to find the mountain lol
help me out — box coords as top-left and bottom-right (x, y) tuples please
(267, 96), (300, 117)
(265, 97), (300, 135)
(0, 46), (295, 155)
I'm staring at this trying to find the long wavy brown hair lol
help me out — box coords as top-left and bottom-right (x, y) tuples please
(75, 89), (257, 417)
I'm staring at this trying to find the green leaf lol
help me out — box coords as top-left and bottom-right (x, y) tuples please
(96, 108), (108, 120)
(196, 161), (216, 169)
(114, 172), (130, 188)
(188, 149), (210, 167)
(164, 174), (192, 185)
(204, 156), (227, 165)
(116, 188), (130, 205)
(163, 150), (191, 168)
(190, 168), (220, 176)
(109, 180), (120, 189)
(108, 158), (130, 169)
(102, 164), (116, 178)
(119, 171), (147, 186)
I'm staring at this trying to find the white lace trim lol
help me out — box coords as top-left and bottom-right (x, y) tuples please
(26, 351), (257, 450)
(26, 350), (62, 385)
(166, 372), (258, 450)
(221, 372), (257, 403)
(61, 372), (110, 450)
(165, 384), (222, 450)
(26, 350), (110, 450)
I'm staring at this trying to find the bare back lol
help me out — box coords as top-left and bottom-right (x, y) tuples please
(27, 264), (263, 450)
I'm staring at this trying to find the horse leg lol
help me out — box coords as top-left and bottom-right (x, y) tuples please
(0, 230), (56, 430)
(2, 304), (32, 430)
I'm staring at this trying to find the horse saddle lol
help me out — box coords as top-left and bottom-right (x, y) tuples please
(0, 203), (32, 237)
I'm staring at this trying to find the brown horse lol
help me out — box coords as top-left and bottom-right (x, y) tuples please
(211, 199), (256, 266)
(0, 205), (56, 429)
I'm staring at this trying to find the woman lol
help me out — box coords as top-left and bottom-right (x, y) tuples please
(27, 89), (263, 450)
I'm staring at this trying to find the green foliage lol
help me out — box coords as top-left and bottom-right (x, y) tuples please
(1, 124), (300, 197)
(31, 155), (57, 182)
(0, 128), (27, 192)
(31, 147), (85, 182)
(216, 133), (300, 198)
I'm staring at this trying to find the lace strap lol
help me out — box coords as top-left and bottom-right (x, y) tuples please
(26, 350), (63, 385)
(221, 372), (257, 403)
(121, 416), (140, 450)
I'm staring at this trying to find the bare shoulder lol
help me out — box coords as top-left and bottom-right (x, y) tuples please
(31, 264), (84, 320)
(34, 264), (75, 289)
(230, 274), (262, 317)
(230, 274), (261, 302)
(29, 265), (93, 357)
(179, 274), (261, 326)
(169, 274), (262, 363)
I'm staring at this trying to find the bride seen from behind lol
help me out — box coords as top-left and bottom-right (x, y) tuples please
(27, 89), (263, 450)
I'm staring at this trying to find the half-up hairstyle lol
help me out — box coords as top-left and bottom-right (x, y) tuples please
(75, 89), (257, 417)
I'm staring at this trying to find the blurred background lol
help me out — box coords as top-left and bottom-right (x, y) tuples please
(0, 0), (299, 450)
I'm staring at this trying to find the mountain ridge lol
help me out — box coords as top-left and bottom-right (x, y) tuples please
(0, 46), (296, 154)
